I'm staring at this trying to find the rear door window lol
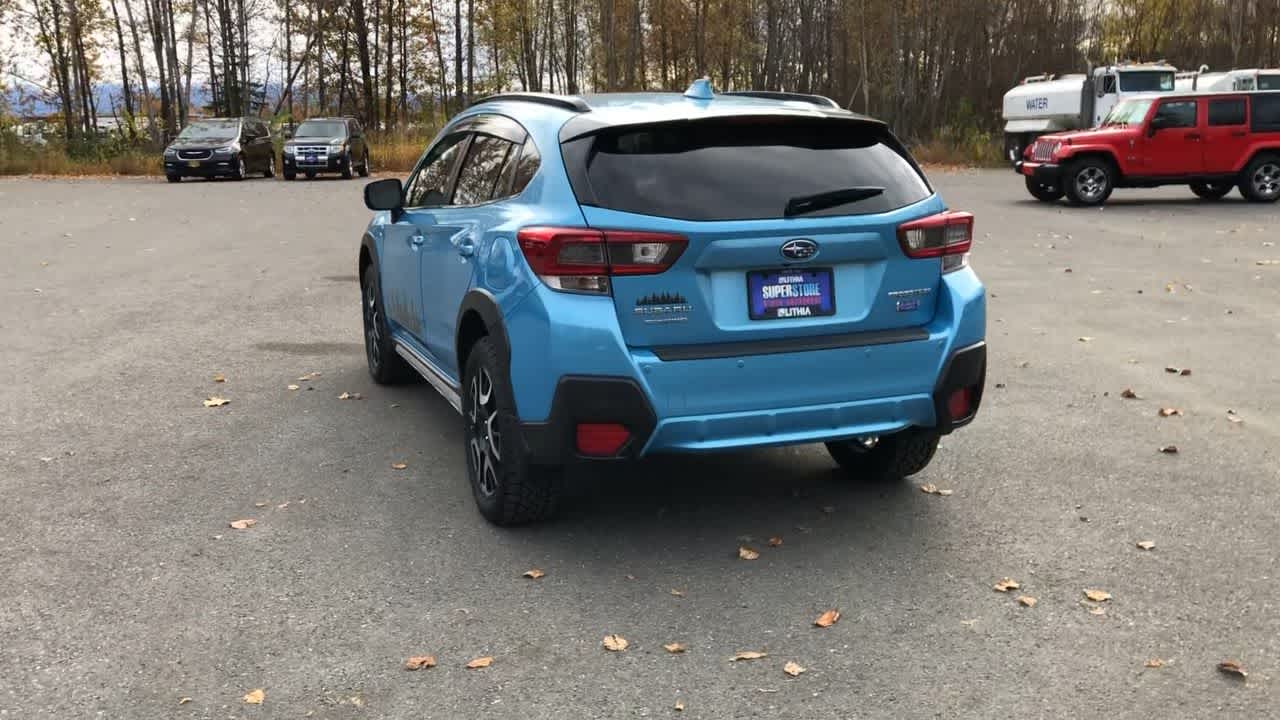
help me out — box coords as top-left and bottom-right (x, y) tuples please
(1209, 99), (1246, 126)
(451, 134), (516, 205)
(567, 118), (931, 221)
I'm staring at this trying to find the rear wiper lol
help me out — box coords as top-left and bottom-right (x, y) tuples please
(784, 186), (885, 217)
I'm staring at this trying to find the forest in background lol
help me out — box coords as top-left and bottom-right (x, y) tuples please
(2, 0), (1280, 173)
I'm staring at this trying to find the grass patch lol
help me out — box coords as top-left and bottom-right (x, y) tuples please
(368, 132), (434, 174)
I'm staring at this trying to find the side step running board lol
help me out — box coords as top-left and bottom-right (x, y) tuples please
(394, 341), (462, 412)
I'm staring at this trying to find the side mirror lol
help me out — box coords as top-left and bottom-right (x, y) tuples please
(365, 178), (403, 212)
(1147, 116), (1167, 136)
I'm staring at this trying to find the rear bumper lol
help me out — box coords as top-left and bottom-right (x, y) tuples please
(1017, 160), (1062, 185)
(518, 342), (985, 462)
(506, 261), (985, 461)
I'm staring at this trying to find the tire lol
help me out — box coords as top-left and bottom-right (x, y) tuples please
(1025, 176), (1064, 202)
(360, 263), (418, 385)
(283, 170), (296, 181)
(232, 155), (247, 181)
(463, 337), (563, 525)
(1064, 157), (1114, 206)
(341, 152), (354, 179)
(1004, 133), (1028, 166)
(1238, 155), (1280, 203)
(358, 149), (371, 177)
(263, 154), (276, 178)
(826, 430), (940, 482)
(165, 174), (181, 183)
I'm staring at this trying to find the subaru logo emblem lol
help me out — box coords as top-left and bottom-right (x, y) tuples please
(780, 239), (819, 261)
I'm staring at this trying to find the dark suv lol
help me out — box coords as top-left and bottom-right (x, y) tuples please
(282, 117), (371, 180)
(163, 117), (275, 182)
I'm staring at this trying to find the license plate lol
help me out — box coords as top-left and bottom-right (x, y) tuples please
(304, 155), (318, 164)
(186, 160), (200, 168)
(747, 268), (836, 320)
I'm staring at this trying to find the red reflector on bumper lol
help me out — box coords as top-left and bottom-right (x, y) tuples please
(576, 423), (631, 457)
(947, 387), (972, 420)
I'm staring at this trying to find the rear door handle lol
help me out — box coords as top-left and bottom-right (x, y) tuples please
(1231, 130), (1247, 137)
(457, 237), (476, 257)
(410, 232), (425, 248)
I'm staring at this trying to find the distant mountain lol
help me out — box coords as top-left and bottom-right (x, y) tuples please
(5, 82), (218, 117)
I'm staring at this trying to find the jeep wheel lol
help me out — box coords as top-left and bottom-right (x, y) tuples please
(1239, 155), (1280, 203)
(1025, 176), (1064, 202)
(263, 155), (276, 178)
(1065, 158), (1114, 206)
(826, 430), (940, 482)
(360, 264), (418, 385)
(464, 337), (562, 526)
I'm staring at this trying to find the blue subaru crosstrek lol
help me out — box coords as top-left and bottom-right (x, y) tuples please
(358, 80), (986, 525)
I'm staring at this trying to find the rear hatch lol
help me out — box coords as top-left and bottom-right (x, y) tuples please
(558, 115), (956, 353)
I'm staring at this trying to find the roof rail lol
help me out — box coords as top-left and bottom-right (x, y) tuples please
(723, 90), (841, 109)
(470, 92), (590, 113)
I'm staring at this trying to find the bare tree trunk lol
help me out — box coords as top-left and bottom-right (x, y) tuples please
(453, 0), (464, 112)
(350, 0), (377, 127)
(107, 0), (137, 138)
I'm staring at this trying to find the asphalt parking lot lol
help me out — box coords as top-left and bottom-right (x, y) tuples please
(2, 170), (1278, 718)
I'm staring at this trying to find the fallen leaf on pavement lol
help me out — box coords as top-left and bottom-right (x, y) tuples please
(287, 384), (300, 391)
(783, 661), (806, 677)
(768, 536), (783, 547)
(404, 655), (437, 670)
(732, 650), (768, 661)
(602, 634), (629, 651)
(738, 546), (760, 560)
(1137, 540), (1155, 550)
(1145, 658), (1165, 668)
(243, 689), (264, 704)
(669, 588), (685, 597)
(203, 396), (230, 407)
(178, 697), (191, 705)
(663, 642), (686, 654)
(212, 373), (226, 383)
(1164, 366), (1181, 374)
(276, 502), (289, 510)
(523, 568), (545, 579)
(297, 371), (321, 381)
(1084, 589), (1112, 602)
(814, 609), (841, 628)
(1120, 388), (1139, 399)
(1218, 660), (1247, 679)
(1077, 336), (1093, 342)
(1180, 368), (1192, 376)
(993, 577), (1020, 592)
(254, 501), (267, 508)
(229, 519), (256, 530)
(338, 391), (363, 400)
(1255, 259), (1280, 266)
(1227, 410), (1244, 424)
(1159, 445), (1179, 454)
(1157, 407), (1183, 417)
(1017, 595), (1037, 608)
(674, 700), (685, 711)
(465, 656), (493, 669)
(391, 462), (408, 470)
(919, 484), (953, 496)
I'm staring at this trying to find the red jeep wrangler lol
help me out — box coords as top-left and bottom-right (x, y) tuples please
(1017, 91), (1280, 206)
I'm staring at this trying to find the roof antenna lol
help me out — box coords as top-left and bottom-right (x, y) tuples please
(684, 77), (714, 100)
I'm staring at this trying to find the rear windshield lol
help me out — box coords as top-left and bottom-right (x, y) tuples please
(566, 118), (931, 221)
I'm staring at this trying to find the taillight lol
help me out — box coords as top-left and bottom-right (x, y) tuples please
(896, 211), (973, 273)
(516, 227), (687, 294)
